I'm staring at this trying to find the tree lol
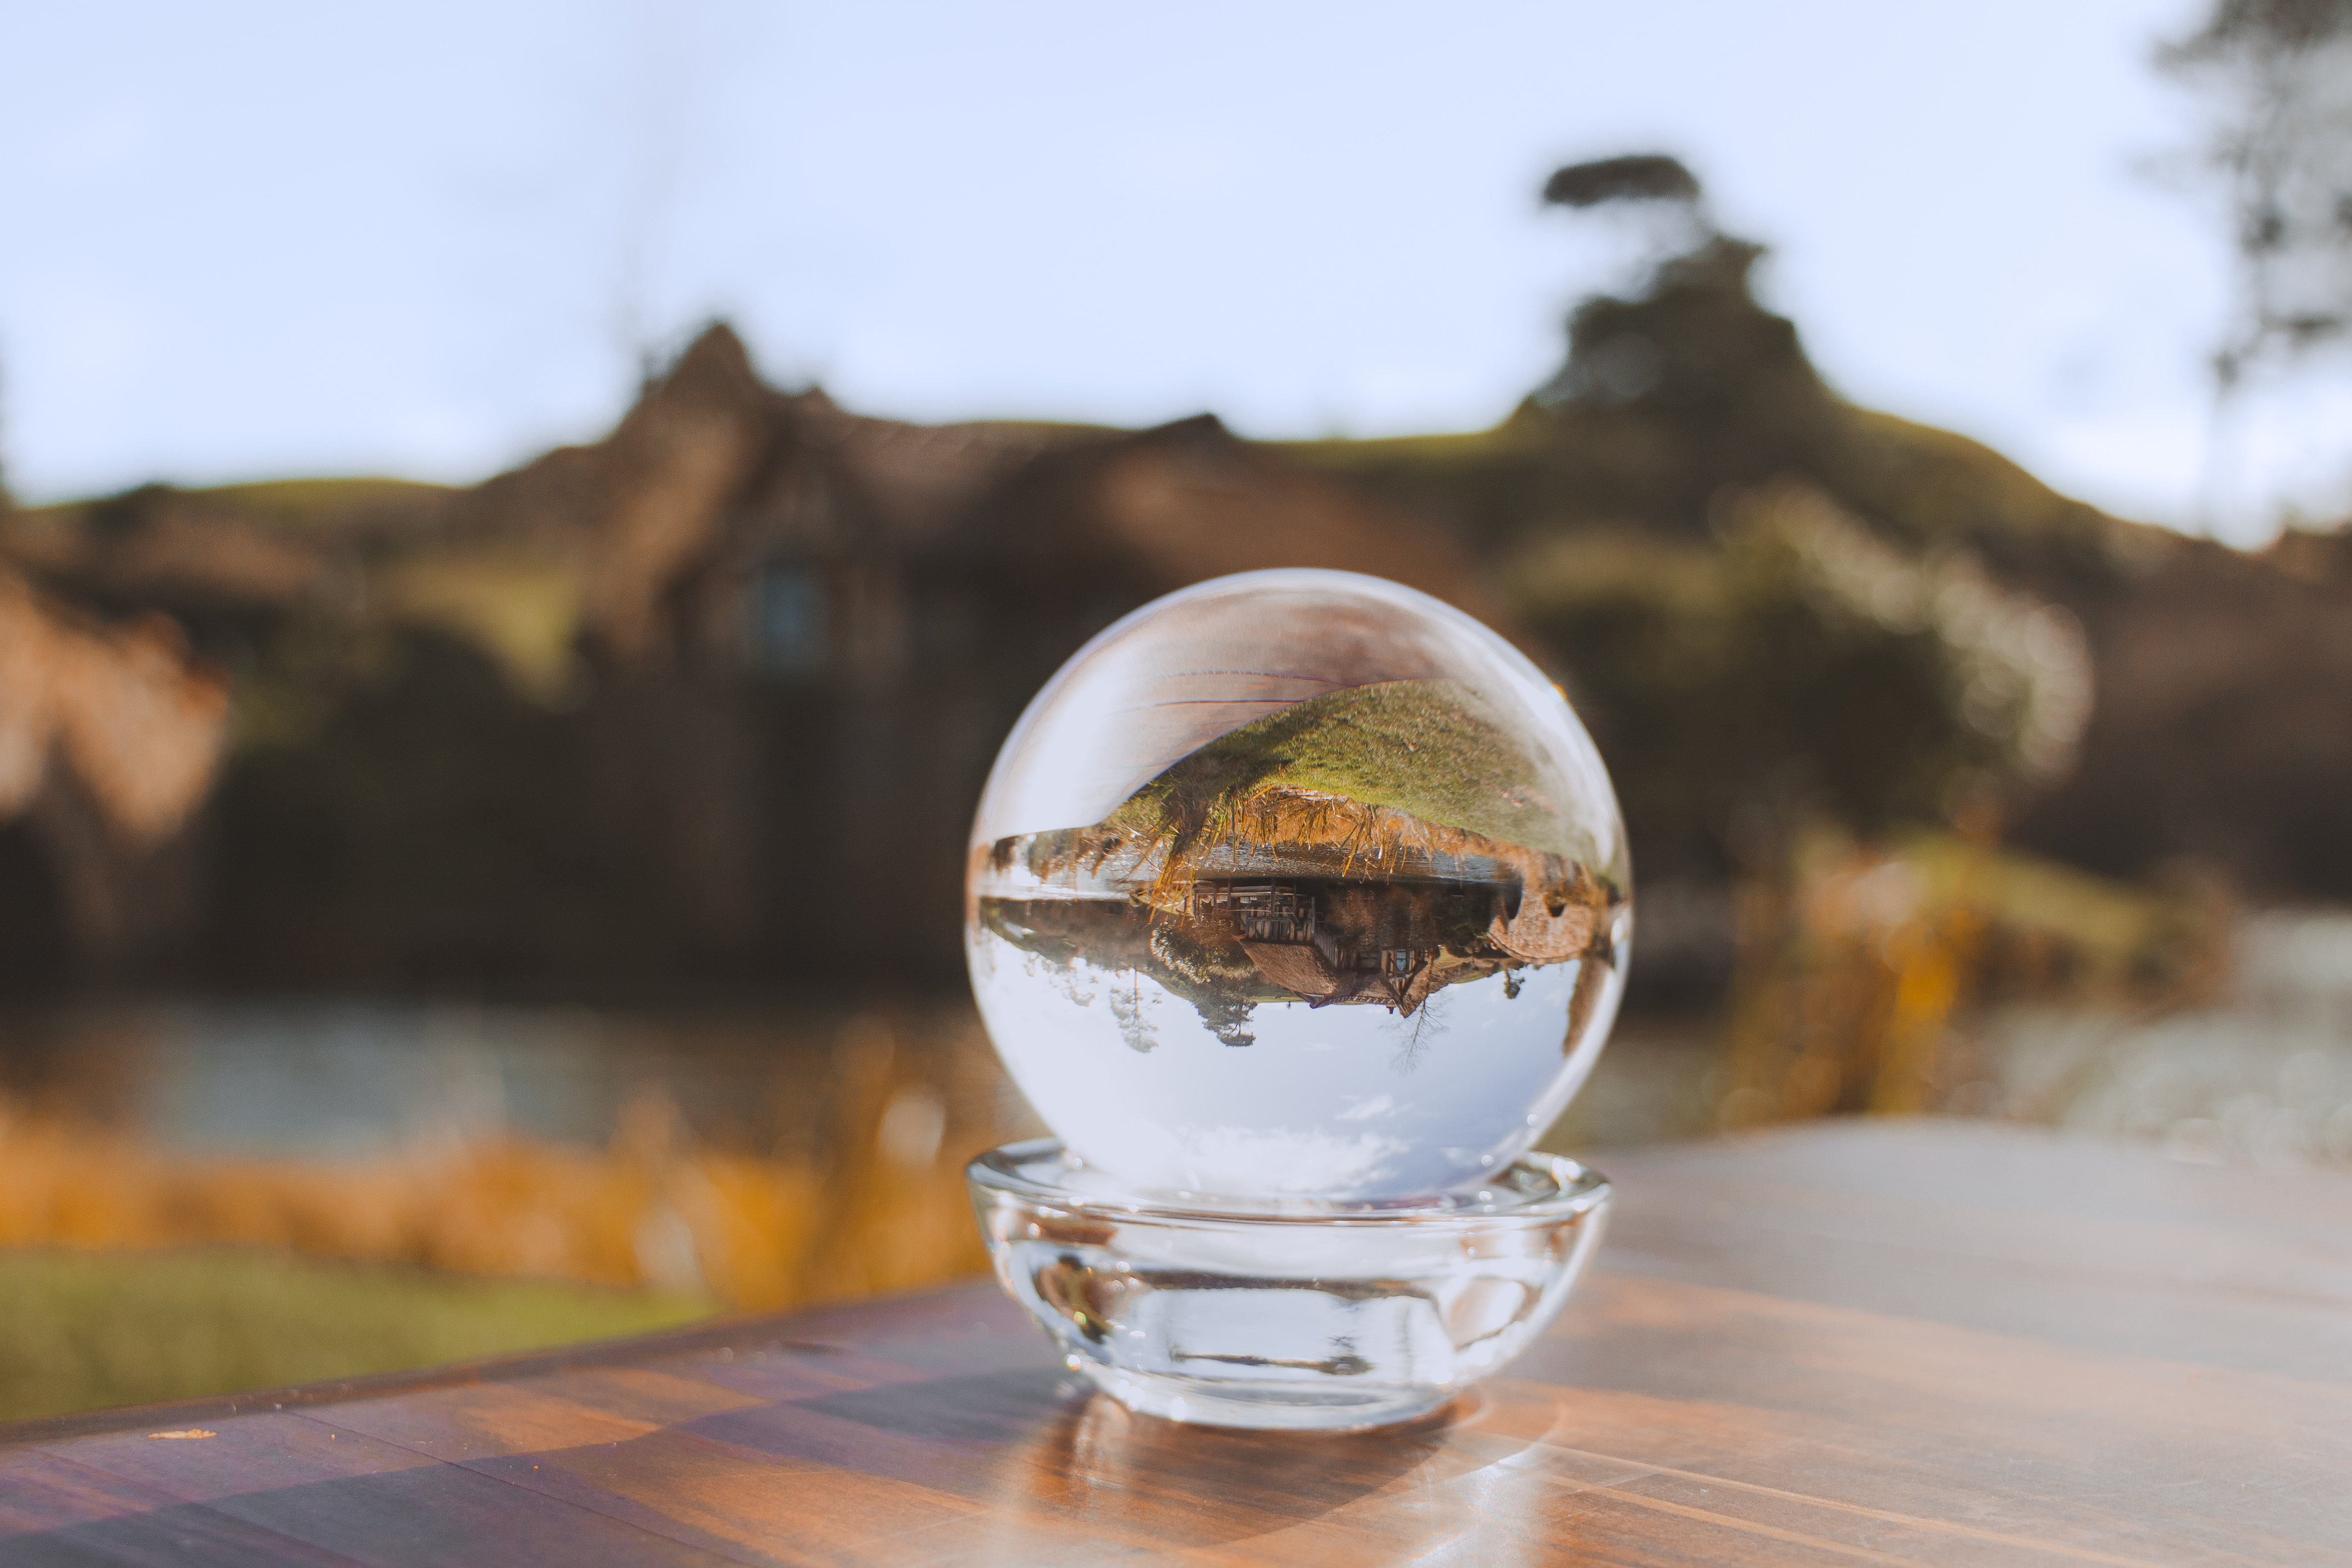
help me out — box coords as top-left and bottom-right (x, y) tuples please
(2162, 0), (2352, 390)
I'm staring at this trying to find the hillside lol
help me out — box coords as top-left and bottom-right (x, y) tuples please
(0, 224), (2346, 1000)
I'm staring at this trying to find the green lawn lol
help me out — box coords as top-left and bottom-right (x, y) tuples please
(1111, 678), (1589, 861)
(0, 1248), (715, 1424)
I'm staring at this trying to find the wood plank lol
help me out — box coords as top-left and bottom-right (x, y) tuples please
(1599, 1122), (2352, 1378)
(3, 1122), (2347, 1566)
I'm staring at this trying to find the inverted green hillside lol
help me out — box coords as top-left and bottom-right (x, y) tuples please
(1109, 678), (1578, 860)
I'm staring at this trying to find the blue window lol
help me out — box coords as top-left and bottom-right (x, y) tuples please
(750, 564), (828, 677)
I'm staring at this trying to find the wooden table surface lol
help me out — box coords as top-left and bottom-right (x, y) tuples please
(4, 1120), (2348, 1566)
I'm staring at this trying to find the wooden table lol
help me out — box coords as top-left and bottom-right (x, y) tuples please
(4, 1121), (2347, 1565)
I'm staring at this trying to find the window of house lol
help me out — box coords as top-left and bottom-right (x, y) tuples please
(750, 563), (829, 678)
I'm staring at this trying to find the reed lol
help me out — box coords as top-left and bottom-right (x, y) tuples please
(0, 1011), (1024, 1315)
(1716, 825), (2225, 1127)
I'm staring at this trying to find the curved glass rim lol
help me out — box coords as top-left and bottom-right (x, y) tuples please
(968, 1136), (1610, 1225)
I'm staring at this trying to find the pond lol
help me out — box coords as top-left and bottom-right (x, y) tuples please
(0, 996), (1014, 1161)
(2, 911), (2346, 1170)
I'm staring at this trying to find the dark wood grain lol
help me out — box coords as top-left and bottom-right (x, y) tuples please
(5, 1121), (2348, 1566)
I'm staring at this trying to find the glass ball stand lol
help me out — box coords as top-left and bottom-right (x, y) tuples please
(968, 1138), (1612, 1432)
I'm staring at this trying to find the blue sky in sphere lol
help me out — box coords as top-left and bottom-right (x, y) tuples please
(4, 0), (2340, 542)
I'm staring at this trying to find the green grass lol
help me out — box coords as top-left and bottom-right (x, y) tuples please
(14, 477), (450, 536)
(179, 477), (453, 528)
(1274, 418), (1535, 468)
(0, 1248), (715, 1424)
(1111, 678), (1585, 860)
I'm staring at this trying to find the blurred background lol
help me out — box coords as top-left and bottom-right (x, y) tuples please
(3, 0), (2351, 1421)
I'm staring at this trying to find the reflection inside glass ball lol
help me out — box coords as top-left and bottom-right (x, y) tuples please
(966, 570), (1630, 1201)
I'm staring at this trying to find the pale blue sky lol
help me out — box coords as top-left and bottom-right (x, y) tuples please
(5, 0), (2337, 541)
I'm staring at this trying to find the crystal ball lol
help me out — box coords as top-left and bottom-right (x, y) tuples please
(966, 569), (1630, 1201)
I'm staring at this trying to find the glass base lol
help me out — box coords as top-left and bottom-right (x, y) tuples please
(967, 1139), (1611, 1432)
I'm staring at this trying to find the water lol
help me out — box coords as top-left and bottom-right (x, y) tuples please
(0, 998), (997, 1160)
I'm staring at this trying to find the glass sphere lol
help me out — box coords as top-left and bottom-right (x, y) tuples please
(966, 569), (1630, 1201)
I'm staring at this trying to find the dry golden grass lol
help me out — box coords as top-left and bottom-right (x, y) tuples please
(0, 1012), (1023, 1316)
(1717, 825), (2226, 1127)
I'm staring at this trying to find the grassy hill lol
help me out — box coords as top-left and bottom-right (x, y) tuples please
(13, 475), (452, 537)
(1106, 678), (1590, 864)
